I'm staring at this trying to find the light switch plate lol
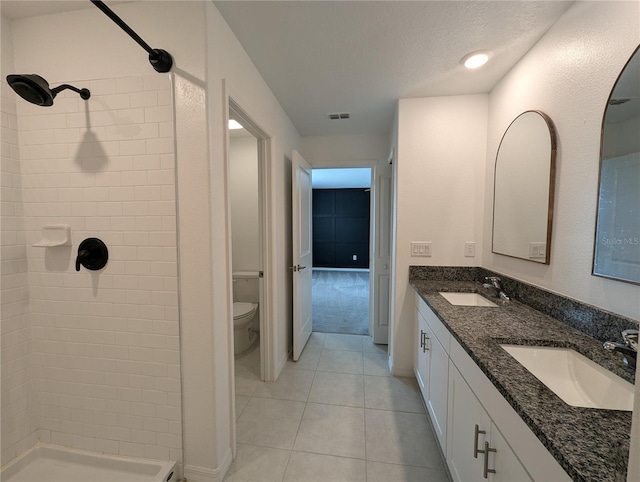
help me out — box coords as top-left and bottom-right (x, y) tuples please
(411, 241), (432, 257)
(464, 242), (476, 257)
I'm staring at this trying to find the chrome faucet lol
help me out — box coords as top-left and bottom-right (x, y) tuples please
(483, 276), (510, 301)
(603, 329), (638, 368)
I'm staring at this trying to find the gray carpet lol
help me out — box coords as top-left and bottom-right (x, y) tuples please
(312, 269), (369, 335)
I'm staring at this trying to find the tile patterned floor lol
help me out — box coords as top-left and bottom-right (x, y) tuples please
(226, 333), (450, 482)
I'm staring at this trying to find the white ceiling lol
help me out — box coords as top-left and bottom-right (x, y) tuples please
(2, 1), (574, 138)
(214, 1), (574, 137)
(0, 1), (131, 20)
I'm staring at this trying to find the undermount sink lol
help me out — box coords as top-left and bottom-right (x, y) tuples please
(439, 292), (497, 307)
(500, 344), (634, 411)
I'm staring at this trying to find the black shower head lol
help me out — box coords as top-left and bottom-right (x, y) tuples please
(6, 74), (90, 106)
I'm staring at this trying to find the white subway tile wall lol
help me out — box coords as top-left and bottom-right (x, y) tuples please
(3, 75), (181, 464)
(1, 81), (39, 466)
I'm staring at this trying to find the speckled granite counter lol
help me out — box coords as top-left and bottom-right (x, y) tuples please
(410, 278), (635, 482)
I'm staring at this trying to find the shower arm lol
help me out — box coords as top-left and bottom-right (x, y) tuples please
(51, 84), (91, 100)
(89, 0), (173, 73)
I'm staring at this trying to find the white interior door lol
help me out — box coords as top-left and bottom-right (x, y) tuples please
(372, 168), (392, 344)
(292, 150), (313, 361)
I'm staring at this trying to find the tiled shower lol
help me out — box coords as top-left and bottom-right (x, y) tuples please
(0, 73), (182, 466)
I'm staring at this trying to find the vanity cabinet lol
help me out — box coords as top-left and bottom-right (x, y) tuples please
(415, 297), (449, 452)
(448, 361), (531, 482)
(414, 293), (570, 482)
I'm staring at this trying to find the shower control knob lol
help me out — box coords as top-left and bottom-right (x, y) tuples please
(76, 238), (109, 272)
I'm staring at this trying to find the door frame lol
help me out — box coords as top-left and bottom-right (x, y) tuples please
(310, 160), (379, 337)
(224, 93), (275, 383)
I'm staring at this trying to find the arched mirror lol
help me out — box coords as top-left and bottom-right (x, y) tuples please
(492, 111), (556, 264)
(593, 46), (640, 285)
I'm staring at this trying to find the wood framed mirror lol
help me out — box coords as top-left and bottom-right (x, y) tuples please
(492, 110), (557, 264)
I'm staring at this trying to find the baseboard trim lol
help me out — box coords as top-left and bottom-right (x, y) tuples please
(183, 462), (223, 482)
(276, 350), (289, 379)
(389, 358), (414, 378)
(312, 267), (370, 273)
(218, 447), (233, 482)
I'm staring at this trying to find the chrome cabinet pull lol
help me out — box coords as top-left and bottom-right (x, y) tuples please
(474, 424), (486, 458)
(482, 441), (496, 479)
(420, 330), (425, 348)
(422, 331), (429, 352)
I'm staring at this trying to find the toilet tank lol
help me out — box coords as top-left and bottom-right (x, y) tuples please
(232, 271), (260, 303)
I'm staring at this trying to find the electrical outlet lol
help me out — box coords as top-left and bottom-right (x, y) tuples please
(411, 241), (432, 257)
(464, 242), (476, 257)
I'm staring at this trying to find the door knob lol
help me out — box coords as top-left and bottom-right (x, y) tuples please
(76, 238), (108, 271)
(288, 264), (307, 272)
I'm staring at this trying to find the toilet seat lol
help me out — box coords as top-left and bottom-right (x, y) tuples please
(233, 302), (257, 319)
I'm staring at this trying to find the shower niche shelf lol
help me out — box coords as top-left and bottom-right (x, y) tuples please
(32, 224), (71, 247)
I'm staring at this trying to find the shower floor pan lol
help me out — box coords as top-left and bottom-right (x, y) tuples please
(1, 443), (177, 482)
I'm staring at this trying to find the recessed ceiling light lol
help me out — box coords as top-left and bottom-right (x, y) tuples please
(461, 50), (491, 69)
(228, 119), (243, 130)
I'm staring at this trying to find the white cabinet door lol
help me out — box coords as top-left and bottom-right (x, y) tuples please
(426, 330), (448, 452)
(448, 361), (532, 482)
(415, 298), (448, 453)
(488, 424), (533, 482)
(447, 361), (492, 482)
(415, 310), (429, 401)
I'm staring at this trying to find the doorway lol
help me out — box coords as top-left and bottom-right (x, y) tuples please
(227, 98), (273, 382)
(311, 168), (372, 336)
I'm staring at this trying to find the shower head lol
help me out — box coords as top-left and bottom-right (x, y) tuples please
(6, 74), (90, 106)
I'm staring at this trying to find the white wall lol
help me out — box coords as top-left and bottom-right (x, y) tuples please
(1, 15), (37, 466)
(229, 136), (259, 273)
(19, 73), (181, 462)
(5, 6), (183, 460)
(4, 2), (303, 478)
(392, 95), (488, 373)
(5, 1), (209, 476)
(482, 1), (640, 322)
(301, 134), (390, 166)
(482, 4), (640, 476)
(205, 0), (301, 394)
(6, 2), (302, 480)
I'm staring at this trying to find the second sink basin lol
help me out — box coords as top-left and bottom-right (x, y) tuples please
(500, 344), (634, 411)
(439, 292), (497, 307)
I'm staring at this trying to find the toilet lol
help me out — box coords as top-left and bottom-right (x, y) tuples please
(232, 271), (260, 354)
(233, 301), (258, 353)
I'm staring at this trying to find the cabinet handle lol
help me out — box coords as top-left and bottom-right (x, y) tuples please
(420, 330), (429, 352)
(483, 441), (497, 479)
(474, 424), (486, 458)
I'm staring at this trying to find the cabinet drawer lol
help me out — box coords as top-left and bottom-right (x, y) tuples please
(417, 296), (451, 353)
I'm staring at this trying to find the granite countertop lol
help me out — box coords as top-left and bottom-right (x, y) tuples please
(410, 279), (634, 482)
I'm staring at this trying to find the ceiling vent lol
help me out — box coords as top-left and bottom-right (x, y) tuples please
(328, 112), (350, 120)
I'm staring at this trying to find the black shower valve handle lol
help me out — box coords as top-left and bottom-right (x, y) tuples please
(75, 238), (109, 272)
(75, 249), (91, 272)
